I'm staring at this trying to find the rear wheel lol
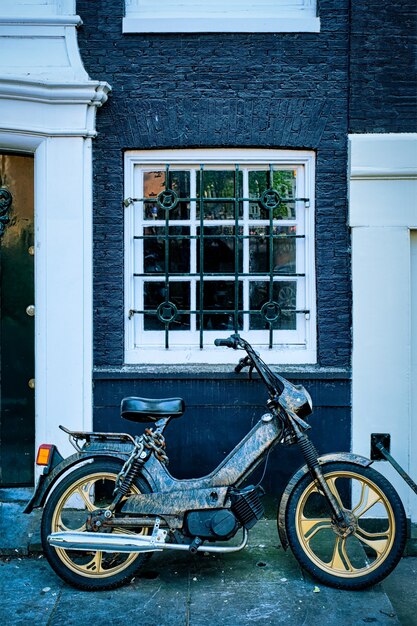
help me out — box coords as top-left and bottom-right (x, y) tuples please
(285, 462), (406, 589)
(41, 458), (153, 590)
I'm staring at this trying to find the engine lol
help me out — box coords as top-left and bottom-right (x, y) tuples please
(185, 509), (239, 540)
(184, 485), (264, 540)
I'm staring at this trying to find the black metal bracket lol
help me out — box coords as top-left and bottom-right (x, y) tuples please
(371, 433), (417, 496)
(370, 433), (391, 460)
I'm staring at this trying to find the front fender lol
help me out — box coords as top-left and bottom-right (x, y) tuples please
(23, 451), (131, 513)
(277, 452), (373, 550)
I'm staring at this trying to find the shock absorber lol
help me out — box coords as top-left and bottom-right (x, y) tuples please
(297, 433), (320, 470)
(293, 423), (346, 524)
(113, 438), (147, 501)
(117, 456), (144, 497)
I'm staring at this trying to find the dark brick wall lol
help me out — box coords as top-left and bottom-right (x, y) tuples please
(93, 373), (351, 496)
(349, 0), (417, 133)
(76, 0), (352, 369)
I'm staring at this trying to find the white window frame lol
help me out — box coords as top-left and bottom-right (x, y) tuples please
(123, 0), (320, 34)
(124, 148), (316, 365)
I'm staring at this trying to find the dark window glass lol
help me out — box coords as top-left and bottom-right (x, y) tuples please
(197, 226), (243, 273)
(196, 281), (243, 330)
(249, 226), (296, 274)
(249, 281), (296, 330)
(144, 282), (190, 330)
(143, 226), (190, 273)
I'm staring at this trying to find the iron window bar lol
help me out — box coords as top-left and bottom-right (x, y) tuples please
(129, 163), (309, 349)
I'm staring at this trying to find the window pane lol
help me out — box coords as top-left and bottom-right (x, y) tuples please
(249, 170), (296, 220)
(143, 226), (190, 273)
(144, 281), (190, 330)
(249, 226), (296, 274)
(196, 170), (243, 219)
(249, 281), (296, 329)
(196, 280), (243, 330)
(197, 226), (243, 273)
(143, 170), (190, 220)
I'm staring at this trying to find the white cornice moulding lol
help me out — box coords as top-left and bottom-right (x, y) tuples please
(0, 16), (82, 26)
(350, 168), (417, 181)
(0, 18), (88, 83)
(0, 78), (111, 106)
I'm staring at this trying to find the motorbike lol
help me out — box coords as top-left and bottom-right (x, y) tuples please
(25, 334), (406, 591)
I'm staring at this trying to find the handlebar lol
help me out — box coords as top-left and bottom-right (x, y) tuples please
(214, 334), (284, 396)
(214, 338), (237, 348)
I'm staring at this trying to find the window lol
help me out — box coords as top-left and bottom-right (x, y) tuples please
(123, 0), (320, 34)
(125, 149), (316, 364)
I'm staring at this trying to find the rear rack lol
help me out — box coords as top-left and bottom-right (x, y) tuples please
(59, 425), (136, 452)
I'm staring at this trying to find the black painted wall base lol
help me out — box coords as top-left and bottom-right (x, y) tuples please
(93, 371), (351, 497)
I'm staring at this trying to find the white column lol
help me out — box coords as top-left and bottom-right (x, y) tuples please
(350, 133), (417, 521)
(35, 136), (93, 458)
(351, 225), (411, 514)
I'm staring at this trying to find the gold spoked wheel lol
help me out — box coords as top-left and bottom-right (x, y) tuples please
(285, 462), (406, 589)
(41, 459), (152, 590)
(51, 472), (146, 578)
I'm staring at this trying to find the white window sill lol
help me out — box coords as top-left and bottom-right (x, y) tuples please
(122, 16), (320, 34)
(125, 346), (317, 366)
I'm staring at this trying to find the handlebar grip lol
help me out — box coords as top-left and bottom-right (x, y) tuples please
(214, 338), (235, 348)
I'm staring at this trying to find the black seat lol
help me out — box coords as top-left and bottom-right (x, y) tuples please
(120, 396), (185, 423)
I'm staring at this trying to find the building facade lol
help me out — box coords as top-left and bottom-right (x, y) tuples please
(0, 1), (416, 524)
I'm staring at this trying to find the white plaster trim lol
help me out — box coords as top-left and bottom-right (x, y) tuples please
(349, 133), (417, 522)
(0, 16), (82, 26)
(0, 78), (110, 106)
(350, 168), (417, 181)
(122, 16), (320, 33)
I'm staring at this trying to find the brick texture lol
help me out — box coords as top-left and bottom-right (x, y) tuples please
(77, 0), (352, 369)
(349, 0), (417, 133)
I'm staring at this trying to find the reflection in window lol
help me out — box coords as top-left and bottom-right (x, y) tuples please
(197, 281), (243, 330)
(249, 226), (296, 274)
(197, 226), (243, 274)
(250, 281), (297, 330)
(144, 226), (190, 273)
(144, 281), (190, 330)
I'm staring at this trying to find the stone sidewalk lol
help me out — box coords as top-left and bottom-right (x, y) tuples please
(0, 488), (414, 625)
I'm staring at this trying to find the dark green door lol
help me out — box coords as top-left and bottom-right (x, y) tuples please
(0, 154), (35, 486)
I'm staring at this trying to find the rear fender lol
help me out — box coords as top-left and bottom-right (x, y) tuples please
(24, 450), (133, 513)
(277, 452), (373, 550)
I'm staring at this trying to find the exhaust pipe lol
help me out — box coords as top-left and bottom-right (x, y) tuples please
(48, 529), (248, 554)
(48, 531), (164, 553)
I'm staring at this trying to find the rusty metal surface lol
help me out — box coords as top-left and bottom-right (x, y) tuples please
(24, 450), (132, 513)
(277, 452), (373, 550)
(121, 486), (230, 516)
(141, 417), (282, 495)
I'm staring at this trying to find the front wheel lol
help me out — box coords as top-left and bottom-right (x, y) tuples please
(284, 462), (406, 590)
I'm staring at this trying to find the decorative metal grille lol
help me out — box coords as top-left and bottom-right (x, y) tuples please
(126, 163), (310, 350)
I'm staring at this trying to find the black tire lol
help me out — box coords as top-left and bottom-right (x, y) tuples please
(41, 457), (153, 591)
(284, 461), (406, 590)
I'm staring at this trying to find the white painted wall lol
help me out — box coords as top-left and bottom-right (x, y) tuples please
(410, 231), (417, 521)
(349, 133), (417, 521)
(0, 1), (110, 475)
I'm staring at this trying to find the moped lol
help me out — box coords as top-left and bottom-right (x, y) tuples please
(25, 334), (406, 591)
